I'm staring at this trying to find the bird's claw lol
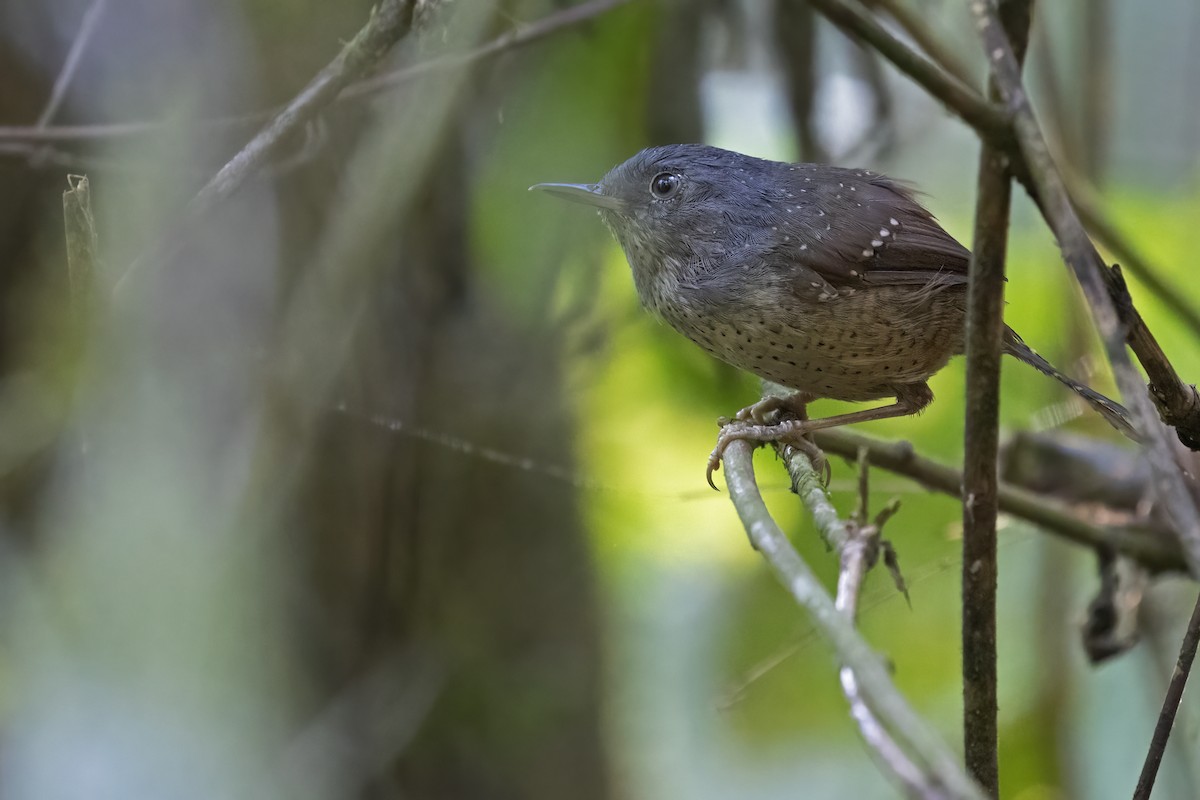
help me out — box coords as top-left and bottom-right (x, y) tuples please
(706, 424), (749, 490)
(705, 419), (829, 490)
(706, 456), (722, 491)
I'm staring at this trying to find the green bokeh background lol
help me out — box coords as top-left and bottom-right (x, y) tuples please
(2, 0), (1199, 797)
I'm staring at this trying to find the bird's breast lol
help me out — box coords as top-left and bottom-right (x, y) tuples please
(652, 281), (967, 402)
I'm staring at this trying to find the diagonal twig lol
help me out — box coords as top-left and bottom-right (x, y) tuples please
(30, 0), (108, 169)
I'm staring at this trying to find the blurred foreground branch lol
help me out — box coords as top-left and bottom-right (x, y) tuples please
(0, 0), (634, 148)
(723, 440), (983, 799)
(112, 0), (421, 296)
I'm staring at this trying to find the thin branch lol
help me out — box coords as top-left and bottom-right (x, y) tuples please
(972, 1), (1200, 580)
(34, 0), (107, 129)
(960, 1), (1032, 790)
(25, 0), (109, 169)
(960, 104), (1008, 800)
(0, 140), (137, 172)
(811, 428), (1187, 573)
(1133, 591), (1200, 800)
(724, 440), (984, 799)
(0, 0), (633, 148)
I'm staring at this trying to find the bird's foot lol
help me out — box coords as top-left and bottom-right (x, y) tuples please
(706, 418), (829, 490)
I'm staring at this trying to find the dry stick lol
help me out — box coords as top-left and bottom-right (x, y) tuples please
(804, 0), (1200, 453)
(960, 2), (1032, 791)
(110, 0), (420, 298)
(1133, 592), (1200, 800)
(971, 3), (1200, 579)
(0, 0), (634, 147)
(812, 429), (1187, 573)
(723, 440), (984, 800)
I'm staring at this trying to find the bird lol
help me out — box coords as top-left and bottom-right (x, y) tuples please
(532, 144), (1136, 487)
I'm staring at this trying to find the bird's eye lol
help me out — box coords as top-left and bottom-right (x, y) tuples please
(650, 172), (681, 198)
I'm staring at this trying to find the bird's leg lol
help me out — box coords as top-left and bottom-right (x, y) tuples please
(707, 384), (933, 489)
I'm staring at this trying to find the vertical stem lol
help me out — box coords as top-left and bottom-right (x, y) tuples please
(961, 1), (1033, 794)
(961, 152), (1006, 795)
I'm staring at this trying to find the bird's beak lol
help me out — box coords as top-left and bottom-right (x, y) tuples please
(529, 182), (624, 212)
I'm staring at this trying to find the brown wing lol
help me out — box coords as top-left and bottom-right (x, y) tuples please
(750, 165), (972, 300)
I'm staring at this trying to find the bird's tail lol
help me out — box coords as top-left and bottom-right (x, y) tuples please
(1003, 328), (1141, 442)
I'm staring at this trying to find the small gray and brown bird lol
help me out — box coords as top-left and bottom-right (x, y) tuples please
(532, 144), (1136, 487)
